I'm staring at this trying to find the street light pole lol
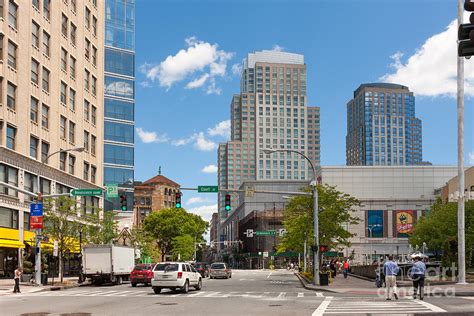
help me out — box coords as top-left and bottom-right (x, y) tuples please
(263, 148), (319, 285)
(34, 146), (85, 286)
(457, 0), (467, 285)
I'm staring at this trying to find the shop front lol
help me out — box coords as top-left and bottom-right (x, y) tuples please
(0, 227), (25, 279)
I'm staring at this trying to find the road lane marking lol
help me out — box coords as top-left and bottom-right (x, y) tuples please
(416, 299), (447, 312)
(267, 271), (273, 279)
(277, 292), (286, 299)
(297, 292), (304, 298)
(312, 296), (333, 316)
(315, 292), (324, 297)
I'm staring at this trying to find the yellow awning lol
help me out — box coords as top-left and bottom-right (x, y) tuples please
(0, 239), (25, 249)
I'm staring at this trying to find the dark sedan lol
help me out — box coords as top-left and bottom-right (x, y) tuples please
(193, 262), (209, 278)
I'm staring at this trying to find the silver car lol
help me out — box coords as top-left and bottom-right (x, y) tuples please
(209, 262), (232, 279)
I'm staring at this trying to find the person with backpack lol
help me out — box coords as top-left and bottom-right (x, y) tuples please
(410, 255), (426, 300)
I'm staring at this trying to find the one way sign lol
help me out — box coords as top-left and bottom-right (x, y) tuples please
(244, 229), (254, 238)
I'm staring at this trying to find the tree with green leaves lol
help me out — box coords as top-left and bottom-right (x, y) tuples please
(130, 228), (161, 263)
(84, 211), (119, 245)
(277, 184), (360, 257)
(142, 208), (208, 261)
(410, 199), (474, 268)
(171, 235), (195, 261)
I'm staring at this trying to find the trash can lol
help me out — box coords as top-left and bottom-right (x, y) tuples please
(319, 273), (329, 286)
(41, 273), (48, 285)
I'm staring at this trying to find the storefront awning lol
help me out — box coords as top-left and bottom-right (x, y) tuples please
(0, 239), (25, 249)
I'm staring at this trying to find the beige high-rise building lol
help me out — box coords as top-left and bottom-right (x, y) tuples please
(0, 0), (104, 277)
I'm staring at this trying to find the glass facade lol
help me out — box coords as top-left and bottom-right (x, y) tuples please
(104, 0), (135, 211)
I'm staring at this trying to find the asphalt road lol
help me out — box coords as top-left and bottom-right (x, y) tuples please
(1, 270), (473, 316)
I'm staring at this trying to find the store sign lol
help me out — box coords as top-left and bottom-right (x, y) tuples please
(396, 210), (414, 237)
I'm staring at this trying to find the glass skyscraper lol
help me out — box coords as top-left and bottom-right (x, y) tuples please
(104, 0), (135, 211)
(346, 83), (422, 166)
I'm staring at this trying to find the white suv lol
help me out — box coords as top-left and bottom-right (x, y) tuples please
(151, 262), (202, 294)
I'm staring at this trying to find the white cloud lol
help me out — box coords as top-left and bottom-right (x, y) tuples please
(207, 120), (230, 138)
(469, 151), (474, 165)
(186, 197), (210, 206)
(138, 81), (152, 88)
(381, 14), (474, 97)
(194, 132), (217, 151)
(172, 136), (195, 146)
(136, 128), (169, 144)
(140, 37), (234, 94)
(231, 63), (242, 76)
(187, 204), (217, 222)
(201, 164), (218, 174)
(272, 44), (285, 52)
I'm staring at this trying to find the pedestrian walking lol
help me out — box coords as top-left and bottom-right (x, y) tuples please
(383, 255), (399, 300)
(13, 267), (22, 293)
(410, 255), (426, 300)
(342, 259), (350, 278)
(329, 260), (337, 277)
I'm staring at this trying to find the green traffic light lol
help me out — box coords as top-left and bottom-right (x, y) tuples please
(225, 205), (231, 211)
(176, 203), (181, 208)
(121, 205), (127, 211)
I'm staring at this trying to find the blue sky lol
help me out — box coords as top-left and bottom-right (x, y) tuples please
(134, 0), (473, 221)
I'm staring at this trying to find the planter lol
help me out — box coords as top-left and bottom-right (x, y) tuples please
(319, 273), (329, 286)
(21, 274), (32, 283)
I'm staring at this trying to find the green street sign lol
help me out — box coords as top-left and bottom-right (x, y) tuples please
(198, 186), (218, 193)
(106, 184), (119, 198)
(255, 230), (277, 236)
(70, 188), (102, 196)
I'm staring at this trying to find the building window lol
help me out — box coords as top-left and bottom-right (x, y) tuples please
(59, 151), (67, 171)
(84, 69), (90, 90)
(84, 130), (89, 152)
(7, 82), (16, 110)
(92, 76), (97, 96)
(68, 155), (75, 175)
(61, 48), (68, 72)
(30, 136), (39, 159)
(71, 0), (76, 12)
(33, 0), (39, 10)
(61, 14), (68, 38)
(43, 0), (50, 20)
(41, 104), (49, 129)
(92, 16), (97, 36)
(69, 121), (75, 143)
(83, 162), (89, 181)
(8, 0), (18, 29)
(42, 31), (50, 57)
(0, 207), (19, 229)
(70, 56), (76, 78)
(6, 125), (16, 150)
(60, 116), (67, 139)
(69, 88), (76, 110)
(92, 46), (97, 67)
(42, 67), (50, 92)
(41, 141), (49, 163)
(31, 97), (39, 123)
(0, 164), (19, 197)
(84, 100), (90, 121)
(70, 23), (77, 46)
(91, 165), (97, 183)
(91, 135), (96, 155)
(31, 59), (39, 85)
(91, 106), (96, 125)
(7, 41), (16, 69)
(32, 21), (40, 48)
(85, 38), (90, 59)
(85, 7), (91, 29)
(60, 82), (67, 104)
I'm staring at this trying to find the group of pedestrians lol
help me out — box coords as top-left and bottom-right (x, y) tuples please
(383, 255), (426, 300)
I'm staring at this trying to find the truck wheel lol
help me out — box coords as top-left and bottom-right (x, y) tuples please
(181, 280), (189, 293)
(116, 276), (123, 285)
(153, 287), (161, 294)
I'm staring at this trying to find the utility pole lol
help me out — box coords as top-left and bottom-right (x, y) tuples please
(457, 0), (467, 285)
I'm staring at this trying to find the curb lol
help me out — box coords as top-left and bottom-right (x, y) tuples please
(37, 282), (90, 292)
(294, 273), (338, 293)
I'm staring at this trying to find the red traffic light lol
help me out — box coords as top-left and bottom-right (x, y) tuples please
(320, 245), (329, 252)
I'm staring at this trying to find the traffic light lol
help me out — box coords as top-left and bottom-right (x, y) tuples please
(120, 194), (127, 211)
(458, 0), (474, 57)
(175, 192), (181, 208)
(225, 194), (231, 211)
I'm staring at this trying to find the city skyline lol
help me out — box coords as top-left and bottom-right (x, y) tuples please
(134, 0), (473, 222)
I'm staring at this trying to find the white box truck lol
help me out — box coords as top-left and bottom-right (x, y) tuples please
(82, 244), (135, 285)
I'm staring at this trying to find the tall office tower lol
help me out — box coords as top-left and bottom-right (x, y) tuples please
(103, 0), (135, 213)
(218, 51), (319, 220)
(346, 83), (422, 166)
(0, 0), (104, 276)
(307, 106), (321, 170)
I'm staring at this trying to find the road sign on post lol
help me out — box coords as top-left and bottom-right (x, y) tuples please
(197, 186), (218, 193)
(106, 184), (118, 198)
(30, 203), (43, 216)
(244, 229), (254, 238)
(30, 216), (43, 229)
(255, 230), (277, 236)
(70, 188), (103, 196)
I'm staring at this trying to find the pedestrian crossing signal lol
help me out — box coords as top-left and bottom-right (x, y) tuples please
(175, 192), (182, 208)
(225, 194), (231, 211)
(320, 245), (329, 252)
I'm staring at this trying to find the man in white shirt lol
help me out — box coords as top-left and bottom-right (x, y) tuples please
(13, 267), (22, 293)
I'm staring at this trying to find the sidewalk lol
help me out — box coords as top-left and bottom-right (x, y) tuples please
(0, 276), (82, 295)
(296, 272), (474, 297)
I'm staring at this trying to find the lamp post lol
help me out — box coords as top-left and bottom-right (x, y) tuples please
(367, 224), (382, 263)
(34, 146), (85, 286)
(263, 148), (319, 285)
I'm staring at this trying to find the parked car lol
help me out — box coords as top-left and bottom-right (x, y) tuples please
(209, 262), (232, 279)
(151, 262), (202, 294)
(193, 262), (209, 278)
(131, 263), (155, 287)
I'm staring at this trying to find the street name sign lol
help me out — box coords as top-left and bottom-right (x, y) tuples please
(30, 203), (43, 216)
(198, 186), (218, 193)
(106, 184), (119, 198)
(255, 230), (277, 236)
(70, 188), (103, 196)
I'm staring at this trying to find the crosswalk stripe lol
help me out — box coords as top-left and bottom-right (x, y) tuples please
(297, 292), (304, 298)
(277, 292), (286, 299)
(320, 298), (446, 314)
